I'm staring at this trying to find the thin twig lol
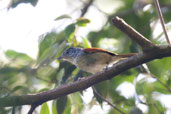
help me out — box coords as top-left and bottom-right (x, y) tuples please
(134, 75), (147, 105)
(112, 16), (156, 51)
(80, 0), (93, 17)
(134, 75), (164, 113)
(151, 74), (171, 93)
(141, 64), (171, 93)
(92, 86), (125, 114)
(27, 104), (38, 114)
(154, 0), (170, 44)
(153, 103), (163, 114)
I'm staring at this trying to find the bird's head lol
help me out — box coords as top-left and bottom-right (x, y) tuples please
(58, 47), (82, 63)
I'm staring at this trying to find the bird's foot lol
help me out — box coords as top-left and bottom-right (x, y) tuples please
(78, 77), (85, 81)
(103, 65), (109, 72)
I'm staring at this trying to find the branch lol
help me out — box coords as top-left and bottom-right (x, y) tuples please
(112, 16), (156, 51)
(27, 104), (38, 114)
(80, 0), (93, 17)
(154, 0), (170, 44)
(0, 44), (171, 107)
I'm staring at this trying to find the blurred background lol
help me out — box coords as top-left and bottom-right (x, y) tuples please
(0, 0), (171, 114)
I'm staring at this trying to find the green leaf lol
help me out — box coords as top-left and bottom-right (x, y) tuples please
(147, 58), (171, 77)
(38, 88), (50, 93)
(154, 100), (166, 113)
(37, 32), (67, 65)
(10, 86), (24, 93)
(5, 50), (33, 61)
(70, 92), (83, 113)
(76, 18), (90, 27)
(52, 97), (71, 114)
(57, 96), (67, 114)
(56, 68), (65, 81)
(153, 81), (170, 94)
(55, 14), (72, 21)
(37, 43), (59, 65)
(93, 89), (103, 104)
(148, 100), (166, 114)
(93, 81), (109, 104)
(82, 37), (91, 48)
(38, 32), (58, 58)
(40, 103), (50, 114)
(5, 50), (33, 66)
(52, 101), (57, 114)
(110, 70), (136, 90)
(64, 23), (76, 39)
(63, 97), (71, 114)
(64, 23), (77, 46)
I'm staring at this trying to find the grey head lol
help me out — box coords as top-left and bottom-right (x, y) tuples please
(58, 47), (83, 63)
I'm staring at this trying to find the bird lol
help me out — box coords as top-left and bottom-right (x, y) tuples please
(58, 47), (136, 74)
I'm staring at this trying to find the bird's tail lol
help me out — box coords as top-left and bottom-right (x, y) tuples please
(116, 53), (137, 58)
(111, 53), (137, 64)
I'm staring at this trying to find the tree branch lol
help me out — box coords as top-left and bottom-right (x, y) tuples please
(112, 16), (156, 51)
(0, 44), (171, 107)
(80, 0), (93, 17)
(154, 0), (170, 44)
(27, 104), (38, 114)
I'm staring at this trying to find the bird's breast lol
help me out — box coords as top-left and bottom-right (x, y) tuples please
(75, 52), (113, 74)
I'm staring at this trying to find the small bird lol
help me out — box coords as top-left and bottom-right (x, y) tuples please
(58, 47), (136, 74)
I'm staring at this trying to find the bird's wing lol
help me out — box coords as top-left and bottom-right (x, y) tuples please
(83, 48), (117, 56)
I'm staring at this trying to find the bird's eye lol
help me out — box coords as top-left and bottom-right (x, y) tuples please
(66, 48), (74, 55)
(66, 50), (71, 54)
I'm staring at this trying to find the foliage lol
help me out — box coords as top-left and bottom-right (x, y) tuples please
(8, 0), (38, 9)
(0, 0), (171, 114)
